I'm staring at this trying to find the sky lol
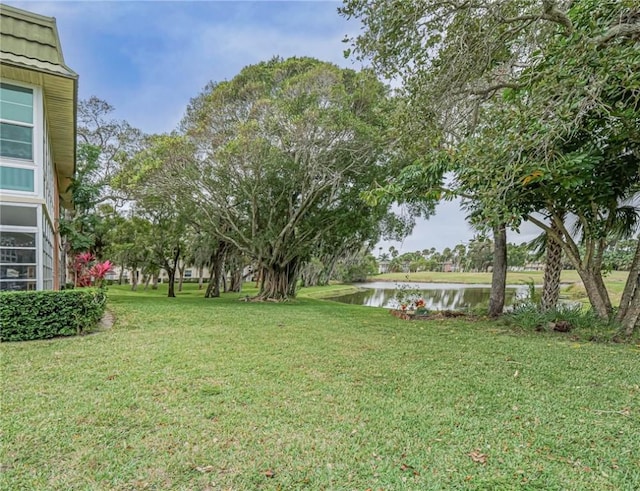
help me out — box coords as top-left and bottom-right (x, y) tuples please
(7, 0), (540, 253)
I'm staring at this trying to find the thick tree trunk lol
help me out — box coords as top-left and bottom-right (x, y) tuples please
(205, 244), (228, 298)
(255, 259), (300, 301)
(222, 271), (228, 293)
(577, 268), (612, 320)
(541, 219), (563, 312)
(205, 268), (216, 298)
(230, 268), (243, 292)
(488, 224), (507, 317)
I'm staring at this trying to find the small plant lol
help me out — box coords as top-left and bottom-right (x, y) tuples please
(394, 280), (429, 315)
(72, 252), (113, 288)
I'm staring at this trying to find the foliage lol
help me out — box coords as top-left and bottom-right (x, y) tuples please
(393, 280), (429, 314)
(507, 302), (623, 342)
(341, 0), (640, 331)
(173, 57), (399, 300)
(72, 251), (113, 288)
(0, 289), (106, 341)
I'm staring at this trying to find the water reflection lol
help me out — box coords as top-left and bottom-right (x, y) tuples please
(329, 282), (529, 311)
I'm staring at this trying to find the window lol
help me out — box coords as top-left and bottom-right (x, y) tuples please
(0, 204), (39, 291)
(0, 83), (34, 161)
(0, 205), (37, 227)
(0, 230), (37, 291)
(0, 165), (34, 191)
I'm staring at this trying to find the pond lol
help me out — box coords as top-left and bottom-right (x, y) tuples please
(328, 281), (530, 311)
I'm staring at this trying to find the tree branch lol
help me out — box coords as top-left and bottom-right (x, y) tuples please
(592, 23), (640, 46)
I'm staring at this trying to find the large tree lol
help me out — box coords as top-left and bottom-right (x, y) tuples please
(170, 57), (399, 300)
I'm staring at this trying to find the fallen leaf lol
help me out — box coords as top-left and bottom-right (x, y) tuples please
(264, 469), (276, 478)
(195, 465), (215, 473)
(468, 450), (488, 464)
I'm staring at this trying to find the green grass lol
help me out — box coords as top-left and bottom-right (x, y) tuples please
(373, 270), (629, 286)
(2, 284), (639, 490)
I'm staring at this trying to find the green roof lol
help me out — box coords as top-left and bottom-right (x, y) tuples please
(0, 3), (77, 78)
(0, 3), (78, 207)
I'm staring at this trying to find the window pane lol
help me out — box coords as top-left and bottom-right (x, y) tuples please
(0, 205), (38, 226)
(0, 83), (33, 106)
(0, 166), (34, 192)
(0, 101), (33, 124)
(1, 264), (37, 279)
(0, 248), (36, 263)
(0, 279), (36, 291)
(0, 231), (36, 247)
(0, 123), (33, 159)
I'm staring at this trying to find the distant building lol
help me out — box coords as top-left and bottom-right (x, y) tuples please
(377, 260), (389, 274)
(0, 4), (77, 291)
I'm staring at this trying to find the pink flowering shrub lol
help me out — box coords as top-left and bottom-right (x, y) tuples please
(73, 252), (112, 288)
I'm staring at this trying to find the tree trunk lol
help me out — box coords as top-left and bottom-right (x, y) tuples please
(205, 244), (228, 298)
(205, 267), (216, 298)
(167, 269), (176, 297)
(541, 219), (563, 312)
(131, 269), (139, 291)
(255, 259), (300, 301)
(143, 274), (151, 290)
(198, 265), (204, 290)
(178, 263), (185, 292)
(488, 223), (507, 317)
(577, 268), (612, 320)
(118, 268), (124, 285)
(230, 268), (243, 292)
(616, 239), (640, 335)
(152, 274), (159, 290)
(166, 247), (180, 298)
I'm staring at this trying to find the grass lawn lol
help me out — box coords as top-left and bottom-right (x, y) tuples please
(2, 284), (639, 490)
(372, 270), (629, 286)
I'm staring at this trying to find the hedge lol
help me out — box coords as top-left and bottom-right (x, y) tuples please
(0, 288), (107, 342)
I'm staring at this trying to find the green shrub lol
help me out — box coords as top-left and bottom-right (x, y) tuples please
(0, 288), (107, 342)
(506, 301), (623, 342)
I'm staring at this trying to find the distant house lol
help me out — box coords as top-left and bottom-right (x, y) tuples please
(0, 4), (77, 290)
(377, 260), (389, 274)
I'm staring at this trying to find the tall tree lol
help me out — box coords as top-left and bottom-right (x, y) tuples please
(173, 57), (399, 300)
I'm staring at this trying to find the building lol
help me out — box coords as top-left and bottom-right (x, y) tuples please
(0, 4), (77, 291)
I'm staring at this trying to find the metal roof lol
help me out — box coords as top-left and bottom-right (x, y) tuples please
(0, 3), (78, 207)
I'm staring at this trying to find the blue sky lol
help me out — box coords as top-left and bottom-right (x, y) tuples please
(7, 0), (536, 252)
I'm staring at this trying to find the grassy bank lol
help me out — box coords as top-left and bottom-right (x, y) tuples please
(2, 284), (639, 490)
(371, 270), (629, 285)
